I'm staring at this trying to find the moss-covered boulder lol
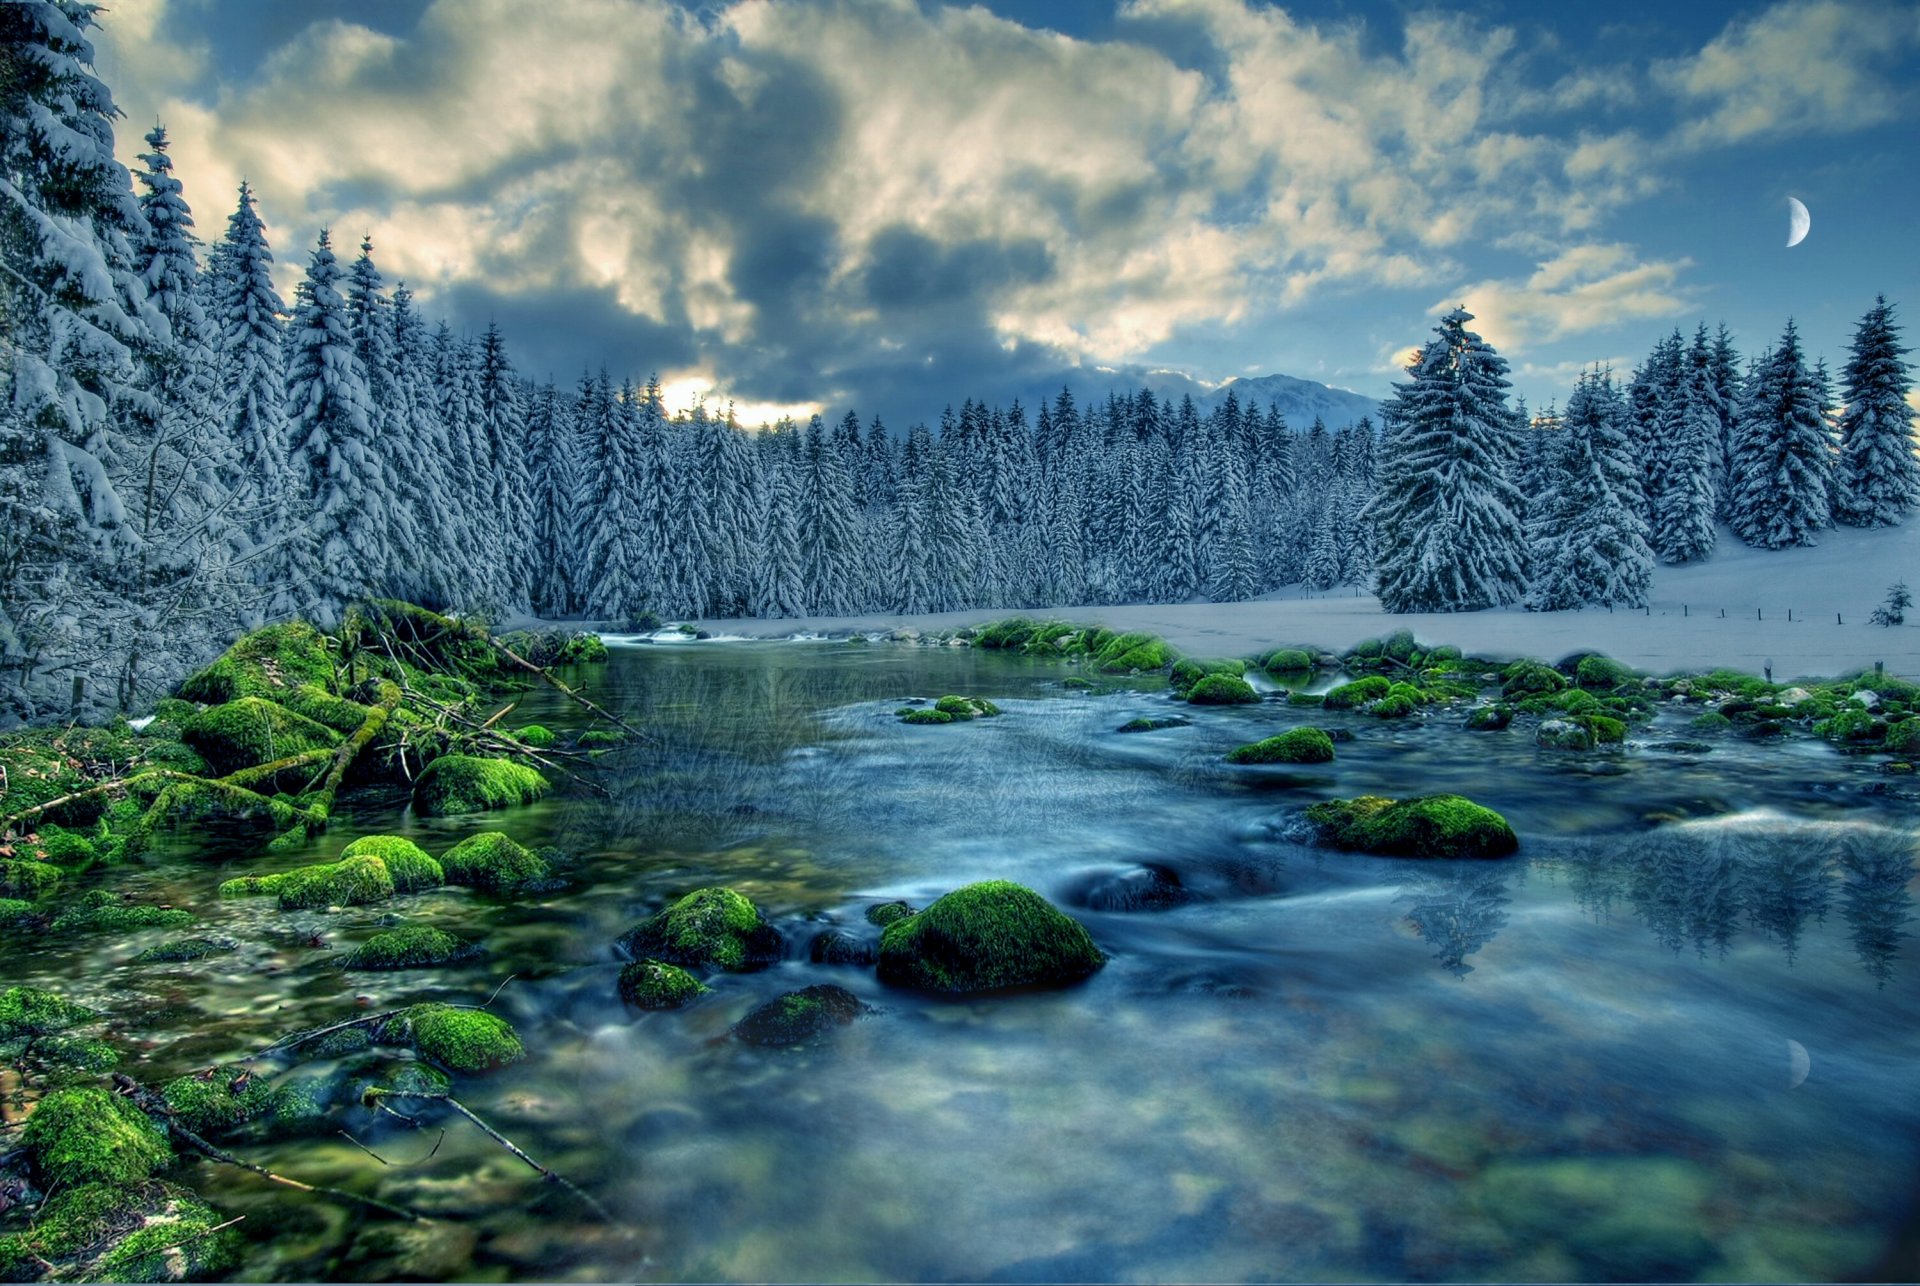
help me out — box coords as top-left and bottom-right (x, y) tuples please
(0, 858), (62, 900)
(0, 897), (38, 928)
(227, 854), (395, 910)
(180, 696), (340, 776)
(1502, 660), (1566, 698)
(899, 708), (953, 725)
(617, 959), (709, 1009)
(616, 887), (783, 970)
(876, 881), (1105, 994)
(1575, 655), (1637, 690)
(809, 929), (879, 965)
(160, 1068), (274, 1136)
(24, 1086), (171, 1189)
(864, 900), (916, 927)
(338, 834), (443, 893)
(1170, 658), (1246, 696)
(733, 984), (867, 1047)
(1226, 727), (1336, 764)
(383, 1003), (524, 1073)
(283, 683), (373, 734)
(1581, 714), (1627, 745)
(438, 832), (551, 894)
(1536, 719), (1595, 751)
(1262, 648), (1315, 674)
(577, 728), (625, 748)
(1304, 794), (1519, 859)
(411, 755), (549, 816)
(0, 986), (96, 1042)
(1117, 716), (1190, 732)
(2, 1180), (242, 1284)
(514, 724), (557, 748)
(130, 936), (239, 965)
(1464, 705), (1513, 732)
(1093, 632), (1174, 674)
(49, 890), (194, 935)
(342, 926), (477, 970)
(177, 622), (335, 705)
(1186, 673), (1260, 705)
(1322, 676), (1392, 710)
(1885, 720), (1920, 756)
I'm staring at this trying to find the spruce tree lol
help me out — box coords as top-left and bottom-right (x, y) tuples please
(1728, 320), (1834, 548)
(1368, 308), (1530, 613)
(579, 376), (650, 620)
(477, 322), (533, 610)
(1655, 326), (1723, 564)
(1526, 369), (1653, 610)
(208, 183), (290, 580)
(1835, 296), (1918, 527)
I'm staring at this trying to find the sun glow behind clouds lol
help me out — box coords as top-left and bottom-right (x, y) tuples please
(658, 375), (824, 427)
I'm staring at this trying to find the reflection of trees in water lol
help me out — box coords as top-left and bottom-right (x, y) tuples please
(1567, 823), (1915, 983)
(1397, 863), (1514, 977)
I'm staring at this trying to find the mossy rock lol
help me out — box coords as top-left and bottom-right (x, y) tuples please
(1170, 658), (1246, 696)
(1287, 691), (1327, 707)
(264, 854), (396, 910)
(617, 887), (783, 971)
(342, 926), (477, 971)
(180, 696), (340, 776)
(177, 621), (335, 705)
(5, 1180), (241, 1284)
(1093, 632), (1173, 674)
(0, 986), (96, 1041)
(864, 900), (916, 927)
(283, 682), (373, 733)
(1885, 721), (1920, 756)
(899, 708), (953, 725)
(1186, 674), (1260, 705)
(876, 880), (1105, 994)
(0, 897), (36, 928)
(1464, 705), (1512, 732)
(339, 835), (444, 893)
(49, 890), (194, 935)
(931, 695), (1001, 719)
(439, 832), (551, 895)
(1502, 660), (1566, 698)
(24, 1086), (171, 1189)
(1226, 727), (1335, 764)
(411, 755), (549, 816)
(160, 1068), (275, 1136)
(1536, 719), (1595, 752)
(1689, 712), (1733, 733)
(1117, 715), (1191, 733)
(31, 825), (99, 866)
(1061, 676), (1099, 691)
(514, 724), (557, 748)
(971, 618), (1041, 649)
(1579, 714), (1627, 745)
(809, 929), (879, 965)
(1372, 692), (1418, 719)
(617, 959), (710, 1009)
(1322, 676), (1392, 709)
(576, 729), (625, 748)
(131, 936), (239, 965)
(1817, 708), (1885, 743)
(733, 984), (867, 1047)
(1304, 794), (1519, 859)
(384, 1003), (524, 1073)
(1547, 688), (1603, 716)
(1262, 648), (1315, 674)
(0, 858), (62, 900)
(1573, 655), (1637, 690)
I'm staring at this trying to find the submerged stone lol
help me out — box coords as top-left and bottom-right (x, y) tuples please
(1071, 864), (1193, 913)
(1117, 716), (1191, 733)
(342, 925), (477, 970)
(616, 887), (783, 971)
(1465, 704), (1513, 731)
(732, 984), (867, 1047)
(618, 959), (710, 1009)
(863, 900), (916, 927)
(1304, 794), (1519, 859)
(130, 935), (240, 965)
(49, 890), (194, 935)
(809, 929), (879, 965)
(876, 880), (1105, 994)
(411, 755), (549, 816)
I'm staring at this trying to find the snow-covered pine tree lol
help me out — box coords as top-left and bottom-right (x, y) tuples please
(1728, 320), (1834, 549)
(1708, 324), (1741, 517)
(1654, 325), (1723, 564)
(889, 426), (937, 615)
(0, 0), (168, 719)
(525, 379), (578, 617)
(1835, 296), (1919, 527)
(1368, 308), (1530, 613)
(1628, 331), (1682, 528)
(1209, 444), (1258, 602)
(343, 238), (426, 601)
(282, 229), (390, 625)
(384, 284), (458, 607)
(1525, 368), (1653, 610)
(432, 324), (488, 602)
(798, 415), (858, 615)
(750, 422), (806, 618)
(477, 322), (533, 610)
(579, 375), (651, 621)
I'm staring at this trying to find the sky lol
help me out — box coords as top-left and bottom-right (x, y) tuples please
(93, 0), (1920, 427)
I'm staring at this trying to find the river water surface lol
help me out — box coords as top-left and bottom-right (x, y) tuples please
(6, 640), (1918, 1282)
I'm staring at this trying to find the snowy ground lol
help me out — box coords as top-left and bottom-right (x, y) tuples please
(663, 523), (1920, 682)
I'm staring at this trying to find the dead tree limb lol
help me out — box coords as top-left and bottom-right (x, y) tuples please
(362, 1088), (613, 1223)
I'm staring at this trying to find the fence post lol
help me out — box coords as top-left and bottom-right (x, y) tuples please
(1758, 608), (1763, 621)
(1788, 608), (1793, 622)
(1838, 613), (1842, 625)
(1684, 604), (1688, 617)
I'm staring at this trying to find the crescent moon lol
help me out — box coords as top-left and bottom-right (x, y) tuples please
(1787, 197), (1811, 248)
(1787, 1038), (1810, 1088)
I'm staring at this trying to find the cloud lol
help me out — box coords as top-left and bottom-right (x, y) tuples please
(1654, 0), (1920, 150)
(1437, 244), (1695, 353)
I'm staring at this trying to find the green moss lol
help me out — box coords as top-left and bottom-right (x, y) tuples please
(1262, 648), (1315, 674)
(5, 1179), (239, 1282)
(438, 832), (550, 894)
(32, 825), (99, 866)
(411, 754), (549, 816)
(282, 682), (373, 733)
(387, 1003), (524, 1073)
(1117, 716), (1190, 732)
(1536, 719), (1595, 751)
(1690, 712), (1733, 733)
(0, 897), (35, 927)
(864, 900), (916, 927)
(1186, 674), (1260, 705)
(1170, 657), (1246, 696)
(24, 1087), (171, 1189)
(178, 696), (339, 778)
(900, 708), (953, 725)
(1093, 632), (1174, 674)
(733, 984), (866, 1046)
(1580, 714), (1628, 745)
(1287, 691), (1327, 707)
(1817, 708), (1885, 743)
(339, 835), (443, 893)
(1465, 705), (1513, 731)
(177, 621), (335, 705)
(1575, 655), (1636, 690)
(28, 1035), (119, 1080)
(0, 859), (61, 899)
(270, 854), (396, 910)
(971, 618), (1041, 649)
(930, 695), (1001, 719)
(0, 986), (96, 1040)
(1548, 688), (1602, 715)
(1305, 793), (1519, 859)
(1061, 676), (1098, 690)
(576, 729), (625, 748)
(876, 880), (1105, 994)
(1322, 676), (1392, 709)
(1691, 667), (1776, 699)
(49, 890), (194, 935)
(1226, 727), (1336, 764)
(513, 724), (557, 748)
(130, 935), (239, 965)
(1502, 660), (1566, 698)
(616, 887), (783, 971)
(161, 1068), (274, 1135)
(93, 1183), (244, 1282)
(343, 926), (476, 970)
(1885, 720), (1920, 756)
(1372, 689), (1418, 719)
(617, 958), (709, 1009)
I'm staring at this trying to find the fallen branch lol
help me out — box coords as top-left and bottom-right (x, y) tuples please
(363, 1088), (613, 1223)
(481, 635), (653, 745)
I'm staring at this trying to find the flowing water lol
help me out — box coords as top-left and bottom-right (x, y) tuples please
(6, 640), (1918, 1282)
